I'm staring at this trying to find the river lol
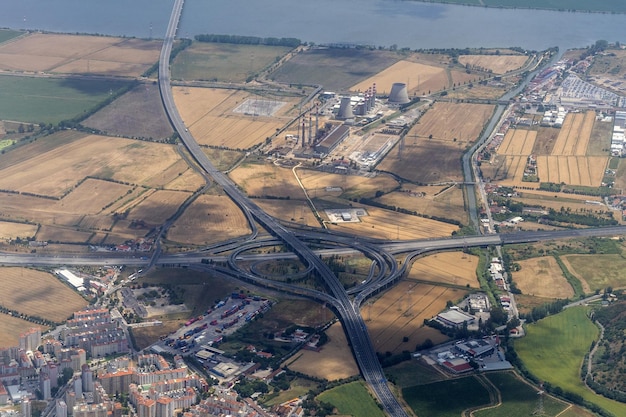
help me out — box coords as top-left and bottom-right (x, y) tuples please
(0, 0), (624, 51)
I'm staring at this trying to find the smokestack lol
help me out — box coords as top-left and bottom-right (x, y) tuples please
(301, 119), (306, 147)
(315, 104), (319, 140)
(308, 112), (312, 145)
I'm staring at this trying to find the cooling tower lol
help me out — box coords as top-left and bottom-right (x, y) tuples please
(388, 82), (410, 104)
(337, 97), (354, 119)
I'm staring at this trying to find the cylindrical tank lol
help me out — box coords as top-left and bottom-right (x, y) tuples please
(388, 82), (410, 104)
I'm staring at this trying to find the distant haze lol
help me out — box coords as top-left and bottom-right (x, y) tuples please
(0, 0), (624, 50)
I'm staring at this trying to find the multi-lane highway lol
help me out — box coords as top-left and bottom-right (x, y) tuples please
(157, 1), (408, 415)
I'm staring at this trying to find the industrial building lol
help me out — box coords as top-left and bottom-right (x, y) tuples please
(315, 124), (350, 155)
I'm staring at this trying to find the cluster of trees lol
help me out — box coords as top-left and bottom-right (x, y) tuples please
(519, 298), (570, 323)
(195, 34), (301, 48)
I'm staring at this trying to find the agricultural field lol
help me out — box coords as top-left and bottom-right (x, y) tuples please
(0, 267), (87, 323)
(255, 199), (319, 227)
(474, 371), (569, 417)
(329, 205), (459, 240)
(317, 381), (385, 417)
(458, 54), (528, 74)
(0, 316), (44, 349)
(402, 376), (491, 417)
(384, 358), (447, 388)
(126, 190), (192, 224)
(35, 225), (94, 245)
(0, 134), (185, 197)
(167, 193), (252, 245)
(173, 86), (300, 149)
(512, 190), (604, 213)
(377, 184), (468, 226)
(285, 322), (359, 380)
(513, 257), (574, 298)
(0, 29), (23, 44)
(82, 83), (174, 140)
(409, 252), (479, 288)
(535, 155), (607, 186)
(363, 281), (464, 354)
(552, 111), (595, 156)
(352, 60), (448, 97)
(0, 33), (160, 76)
(0, 75), (130, 124)
(532, 126), (559, 155)
(0, 221), (38, 240)
(56, 179), (132, 215)
(515, 307), (626, 417)
(410, 102), (495, 143)
(172, 42), (292, 82)
(298, 169), (399, 201)
(561, 254), (626, 291)
(229, 162), (305, 199)
(378, 136), (466, 183)
(269, 47), (400, 91)
(498, 129), (537, 155)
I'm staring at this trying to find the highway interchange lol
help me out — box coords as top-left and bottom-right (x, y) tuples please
(2, 1), (625, 416)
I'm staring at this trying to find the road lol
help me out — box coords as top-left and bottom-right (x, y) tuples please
(157, 1), (408, 415)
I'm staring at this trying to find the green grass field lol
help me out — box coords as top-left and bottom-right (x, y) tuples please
(563, 254), (626, 291)
(0, 75), (130, 123)
(0, 29), (23, 44)
(475, 371), (568, 417)
(317, 381), (385, 417)
(421, 0), (626, 13)
(385, 358), (446, 388)
(403, 376), (491, 417)
(171, 42), (292, 82)
(515, 307), (626, 416)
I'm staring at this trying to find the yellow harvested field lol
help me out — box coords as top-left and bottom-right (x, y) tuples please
(0, 267), (87, 322)
(378, 185), (468, 225)
(163, 168), (206, 192)
(0, 135), (185, 197)
(364, 281), (464, 353)
(513, 193), (603, 214)
(0, 33), (160, 76)
(551, 111), (595, 156)
(36, 225), (93, 243)
(173, 87), (298, 149)
(167, 194), (252, 245)
(0, 316), (44, 349)
(255, 199), (319, 227)
(409, 252), (479, 288)
(351, 60), (448, 96)
(286, 322), (358, 380)
(142, 159), (205, 192)
(458, 55), (528, 74)
(498, 155), (530, 188)
(298, 170), (398, 199)
(229, 163), (305, 199)
(535, 156), (608, 186)
(450, 69), (476, 87)
(499, 129), (537, 155)
(128, 190), (192, 224)
(409, 102), (494, 143)
(514, 257), (574, 298)
(0, 222), (38, 240)
(329, 205), (458, 240)
(55, 179), (132, 215)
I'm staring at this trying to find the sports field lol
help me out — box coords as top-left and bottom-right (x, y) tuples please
(317, 381), (385, 417)
(459, 54), (528, 74)
(285, 322), (359, 380)
(173, 87), (299, 149)
(172, 42), (292, 82)
(0, 33), (161, 76)
(513, 256), (574, 298)
(515, 307), (626, 417)
(409, 251), (479, 288)
(0, 267), (87, 323)
(0, 75), (130, 123)
(364, 281), (463, 353)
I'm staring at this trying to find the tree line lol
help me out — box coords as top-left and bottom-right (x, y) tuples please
(195, 34), (301, 48)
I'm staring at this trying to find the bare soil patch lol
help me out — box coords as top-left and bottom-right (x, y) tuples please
(286, 322), (358, 380)
(514, 257), (574, 298)
(0, 267), (87, 322)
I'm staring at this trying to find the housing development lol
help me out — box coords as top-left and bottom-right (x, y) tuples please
(0, 2), (625, 417)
